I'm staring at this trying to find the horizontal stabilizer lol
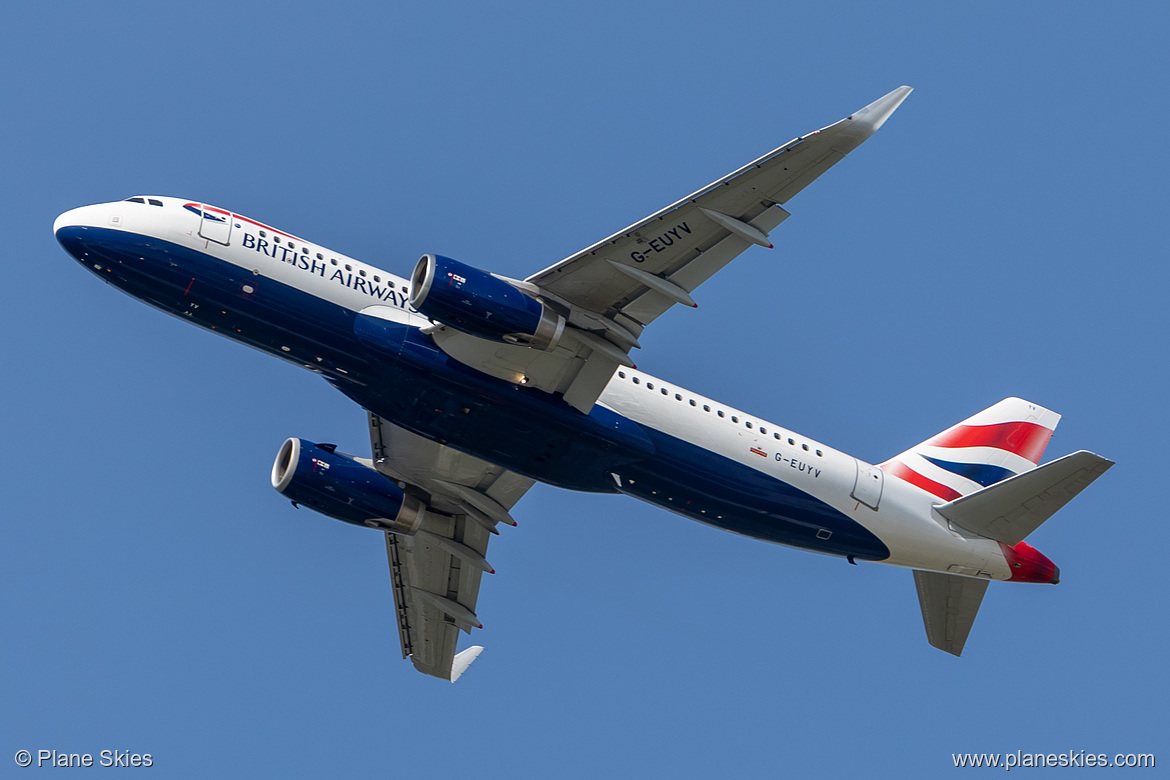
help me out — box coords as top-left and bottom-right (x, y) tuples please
(450, 646), (484, 683)
(913, 570), (989, 656)
(935, 451), (1114, 545)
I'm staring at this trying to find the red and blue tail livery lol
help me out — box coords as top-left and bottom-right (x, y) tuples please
(882, 397), (1060, 501)
(53, 87), (1112, 679)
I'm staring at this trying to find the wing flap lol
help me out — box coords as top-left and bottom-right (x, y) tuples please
(913, 570), (989, 657)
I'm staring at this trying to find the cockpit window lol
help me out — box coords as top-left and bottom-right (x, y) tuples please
(126, 197), (146, 204)
(148, 198), (163, 207)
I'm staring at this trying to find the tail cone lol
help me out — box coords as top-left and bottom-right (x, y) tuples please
(1000, 540), (1060, 584)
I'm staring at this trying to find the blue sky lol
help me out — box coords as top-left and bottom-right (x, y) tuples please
(3, 1), (1166, 776)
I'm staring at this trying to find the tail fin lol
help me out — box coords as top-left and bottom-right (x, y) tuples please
(881, 398), (1061, 502)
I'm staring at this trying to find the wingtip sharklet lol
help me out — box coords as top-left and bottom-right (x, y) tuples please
(450, 645), (484, 683)
(852, 85), (914, 133)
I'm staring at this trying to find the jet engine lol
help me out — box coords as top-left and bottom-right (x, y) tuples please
(270, 438), (425, 535)
(409, 254), (564, 350)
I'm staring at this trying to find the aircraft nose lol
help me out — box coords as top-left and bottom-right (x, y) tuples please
(54, 203), (116, 264)
(53, 202), (120, 239)
(54, 203), (123, 262)
(53, 206), (86, 236)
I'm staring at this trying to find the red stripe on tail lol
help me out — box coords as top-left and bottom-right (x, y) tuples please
(927, 422), (1053, 464)
(883, 461), (962, 501)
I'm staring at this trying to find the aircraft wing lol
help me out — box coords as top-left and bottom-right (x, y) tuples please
(912, 570), (989, 657)
(425, 87), (912, 414)
(368, 413), (533, 681)
(528, 86), (913, 330)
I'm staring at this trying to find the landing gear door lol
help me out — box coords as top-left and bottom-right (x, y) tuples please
(851, 460), (884, 510)
(197, 204), (233, 245)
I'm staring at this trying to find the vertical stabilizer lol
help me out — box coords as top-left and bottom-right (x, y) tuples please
(881, 398), (1060, 501)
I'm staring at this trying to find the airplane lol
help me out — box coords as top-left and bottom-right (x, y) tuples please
(54, 86), (1112, 682)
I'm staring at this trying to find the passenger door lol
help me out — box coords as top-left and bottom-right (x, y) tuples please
(197, 204), (233, 245)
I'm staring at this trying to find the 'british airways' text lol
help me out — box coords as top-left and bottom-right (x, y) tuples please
(239, 232), (412, 308)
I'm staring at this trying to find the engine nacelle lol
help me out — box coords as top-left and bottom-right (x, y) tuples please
(270, 438), (425, 535)
(409, 253), (564, 350)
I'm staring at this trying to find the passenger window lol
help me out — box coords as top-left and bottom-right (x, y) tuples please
(345, 264), (352, 271)
(802, 444), (809, 451)
(717, 411), (725, 418)
(689, 399), (696, 407)
(774, 433), (781, 440)
(660, 388), (668, 396)
(374, 275), (381, 282)
(274, 236), (282, 244)
(302, 247), (309, 255)
(618, 371), (626, 379)
(745, 422), (753, 429)
(731, 416), (739, 423)
(331, 259), (338, 266)
(788, 438), (795, 445)
(647, 383), (654, 390)
(760, 427), (767, 434)
(259, 231), (267, 238)
(703, 405), (711, 412)
(632, 377), (640, 385)
(317, 253), (324, 260)
(815, 450), (823, 457)
(360, 269), (366, 277)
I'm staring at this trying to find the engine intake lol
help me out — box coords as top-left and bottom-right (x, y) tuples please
(271, 438), (424, 535)
(409, 254), (564, 350)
